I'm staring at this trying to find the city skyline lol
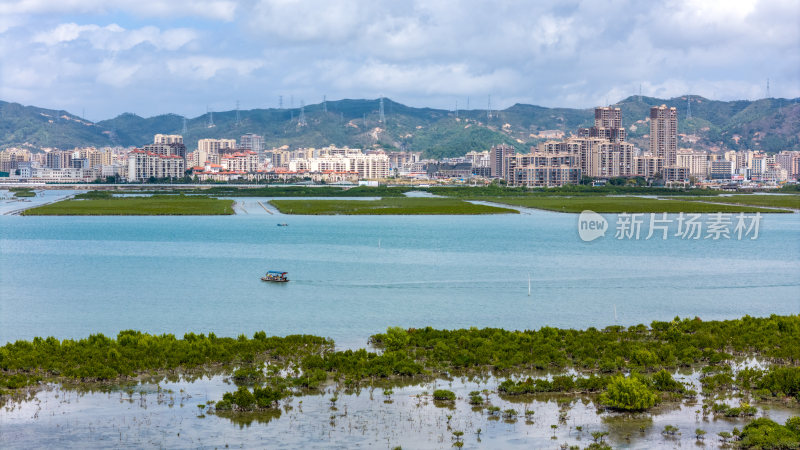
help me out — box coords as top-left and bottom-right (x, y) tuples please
(0, 0), (798, 120)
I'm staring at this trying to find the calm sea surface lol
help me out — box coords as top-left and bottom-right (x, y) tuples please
(1, 191), (798, 348)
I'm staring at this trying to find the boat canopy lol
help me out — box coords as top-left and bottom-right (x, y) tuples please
(267, 271), (287, 275)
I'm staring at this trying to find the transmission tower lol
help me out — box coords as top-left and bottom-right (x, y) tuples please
(279, 95), (283, 109)
(235, 100), (241, 127)
(181, 116), (188, 136)
(487, 95), (492, 120)
(323, 95), (327, 113)
(686, 96), (692, 120)
(298, 101), (307, 127)
(466, 96), (470, 111)
(379, 97), (385, 123)
(766, 78), (770, 98)
(207, 106), (215, 128)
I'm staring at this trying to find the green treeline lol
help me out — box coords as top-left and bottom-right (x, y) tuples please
(2, 315), (799, 413)
(370, 315), (800, 372)
(0, 330), (331, 391)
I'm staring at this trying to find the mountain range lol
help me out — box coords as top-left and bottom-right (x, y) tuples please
(1, 96), (798, 158)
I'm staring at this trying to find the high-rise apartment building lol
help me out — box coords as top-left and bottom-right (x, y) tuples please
(127, 150), (185, 181)
(45, 150), (73, 169)
(490, 144), (515, 178)
(239, 134), (264, 161)
(0, 148), (31, 172)
(154, 134), (183, 145)
(676, 150), (709, 177)
(288, 152), (389, 180)
(579, 106), (626, 143)
(198, 138), (236, 154)
(650, 105), (678, 166)
(505, 152), (581, 187)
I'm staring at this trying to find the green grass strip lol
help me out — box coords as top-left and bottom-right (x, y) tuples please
(269, 197), (518, 215)
(480, 196), (787, 213)
(672, 194), (800, 210)
(22, 195), (235, 215)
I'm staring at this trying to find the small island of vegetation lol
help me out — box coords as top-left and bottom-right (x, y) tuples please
(268, 197), (519, 215)
(21, 192), (235, 215)
(477, 195), (787, 214)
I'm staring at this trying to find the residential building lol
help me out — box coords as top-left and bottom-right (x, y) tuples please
(579, 106), (626, 143)
(465, 151), (490, 168)
(239, 134), (264, 161)
(663, 166), (691, 181)
(143, 141), (187, 161)
(127, 150), (185, 181)
(490, 144), (515, 178)
(197, 138), (236, 154)
(45, 150), (73, 168)
(0, 148), (31, 172)
(265, 148), (291, 168)
(676, 150), (709, 178)
(221, 151), (259, 173)
(387, 151), (422, 170)
(710, 160), (734, 180)
(289, 152), (389, 180)
(154, 134), (183, 145)
(426, 162), (473, 179)
(650, 105), (678, 166)
(506, 152), (582, 187)
(634, 155), (664, 178)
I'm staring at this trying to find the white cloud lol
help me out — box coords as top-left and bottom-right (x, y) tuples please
(320, 60), (520, 97)
(166, 56), (264, 80)
(248, 0), (375, 42)
(0, 0), (237, 21)
(32, 23), (197, 51)
(1, 0), (798, 118)
(96, 59), (141, 87)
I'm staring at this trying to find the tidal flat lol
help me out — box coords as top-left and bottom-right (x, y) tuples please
(2, 316), (799, 448)
(2, 363), (798, 449)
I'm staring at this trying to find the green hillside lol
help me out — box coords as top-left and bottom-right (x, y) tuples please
(2, 96), (798, 157)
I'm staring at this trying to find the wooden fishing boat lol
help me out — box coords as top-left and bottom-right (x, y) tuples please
(261, 271), (289, 282)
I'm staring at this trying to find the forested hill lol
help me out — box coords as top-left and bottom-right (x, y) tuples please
(1, 96), (798, 157)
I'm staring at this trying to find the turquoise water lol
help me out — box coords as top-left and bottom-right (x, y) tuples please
(1, 193), (799, 348)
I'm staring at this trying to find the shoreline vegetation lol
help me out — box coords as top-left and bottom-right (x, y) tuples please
(2, 315), (797, 400)
(8, 187), (36, 198)
(673, 194), (800, 210)
(268, 197), (519, 215)
(21, 192), (234, 216)
(7, 185), (797, 215)
(2, 315), (798, 447)
(477, 196), (788, 214)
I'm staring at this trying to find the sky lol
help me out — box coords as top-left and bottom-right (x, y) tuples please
(0, 0), (798, 121)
